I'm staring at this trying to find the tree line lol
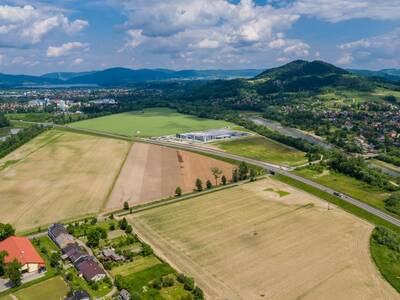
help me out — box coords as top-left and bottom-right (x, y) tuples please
(0, 125), (47, 159)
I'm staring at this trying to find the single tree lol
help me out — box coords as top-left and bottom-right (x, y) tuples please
(238, 162), (249, 180)
(0, 223), (15, 241)
(210, 167), (223, 185)
(195, 178), (203, 192)
(6, 259), (22, 287)
(119, 217), (128, 230)
(125, 224), (133, 234)
(221, 175), (227, 185)
(0, 251), (7, 276)
(123, 201), (129, 210)
(86, 228), (101, 248)
(232, 168), (239, 183)
(206, 180), (212, 189)
(249, 168), (257, 182)
(50, 252), (61, 268)
(175, 186), (182, 197)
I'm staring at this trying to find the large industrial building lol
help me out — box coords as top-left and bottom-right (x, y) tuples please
(176, 129), (248, 142)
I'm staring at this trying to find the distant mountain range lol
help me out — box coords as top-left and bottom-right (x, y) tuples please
(349, 69), (400, 81)
(0, 68), (263, 87)
(1, 62), (399, 88)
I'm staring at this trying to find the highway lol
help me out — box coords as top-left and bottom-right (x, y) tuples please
(16, 120), (400, 228)
(144, 139), (400, 228)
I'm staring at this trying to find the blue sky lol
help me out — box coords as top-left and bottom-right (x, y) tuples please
(0, 0), (399, 74)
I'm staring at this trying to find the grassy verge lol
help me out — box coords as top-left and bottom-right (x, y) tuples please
(370, 227), (400, 293)
(370, 238), (400, 293)
(293, 167), (390, 212)
(275, 173), (400, 233)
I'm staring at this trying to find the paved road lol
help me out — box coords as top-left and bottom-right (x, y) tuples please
(18, 121), (400, 228)
(144, 139), (400, 227)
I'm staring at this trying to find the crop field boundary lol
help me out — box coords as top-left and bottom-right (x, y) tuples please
(102, 141), (133, 210)
(114, 179), (254, 217)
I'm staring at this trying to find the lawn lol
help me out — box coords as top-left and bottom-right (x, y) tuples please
(129, 179), (397, 299)
(111, 256), (162, 277)
(293, 167), (390, 211)
(2, 276), (69, 300)
(213, 135), (307, 167)
(0, 129), (129, 231)
(71, 108), (234, 137)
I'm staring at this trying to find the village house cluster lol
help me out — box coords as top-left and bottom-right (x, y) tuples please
(48, 224), (106, 282)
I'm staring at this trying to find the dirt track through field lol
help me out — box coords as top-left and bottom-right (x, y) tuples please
(129, 178), (399, 300)
(107, 143), (234, 209)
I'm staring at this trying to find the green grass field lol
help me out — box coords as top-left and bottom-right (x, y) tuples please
(293, 167), (389, 211)
(214, 136), (307, 167)
(0, 276), (69, 300)
(71, 108), (234, 137)
(370, 238), (400, 293)
(111, 256), (162, 277)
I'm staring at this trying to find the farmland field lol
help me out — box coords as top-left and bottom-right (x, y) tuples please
(107, 142), (234, 209)
(0, 276), (69, 300)
(294, 167), (390, 212)
(129, 178), (398, 299)
(0, 130), (129, 231)
(212, 136), (307, 167)
(71, 108), (234, 137)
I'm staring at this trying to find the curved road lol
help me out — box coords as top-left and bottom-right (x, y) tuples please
(18, 121), (400, 228)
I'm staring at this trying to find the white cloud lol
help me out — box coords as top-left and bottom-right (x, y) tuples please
(283, 41), (310, 57)
(0, 53), (4, 65)
(338, 28), (400, 66)
(72, 58), (83, 65)
(336, 53), (353, 65)
(118, 0), (305, 67)
(0, 4), (89, 47)
(193, 38), (220, 49)
(289, 0), (400, 22)
(46, 42), (89, 57)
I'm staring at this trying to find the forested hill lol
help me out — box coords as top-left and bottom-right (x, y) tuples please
(191, 60), (380, 100)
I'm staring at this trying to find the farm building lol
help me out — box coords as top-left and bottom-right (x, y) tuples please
(176, 128), (248, 142)
(48, 223), (75, 248)
(0, 236), (45, 273)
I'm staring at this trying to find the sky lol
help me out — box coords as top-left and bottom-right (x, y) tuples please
(0, 0), (399, 74)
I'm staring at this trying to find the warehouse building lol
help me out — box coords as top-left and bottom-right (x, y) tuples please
(176, 129), (248, 142)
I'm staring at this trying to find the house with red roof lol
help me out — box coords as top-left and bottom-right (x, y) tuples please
(0, 236), (45, 273)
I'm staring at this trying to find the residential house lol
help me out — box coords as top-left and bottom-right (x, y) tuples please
(119, 289), (131, 300)
(65, 290), (90, 300)
(77, 257), (106, 282)
(102, 248), (124, 262)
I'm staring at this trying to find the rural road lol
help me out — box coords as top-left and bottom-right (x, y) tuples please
(17, 120), (400, 228)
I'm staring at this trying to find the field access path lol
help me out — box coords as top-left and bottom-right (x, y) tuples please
(17, 120), (400, 229)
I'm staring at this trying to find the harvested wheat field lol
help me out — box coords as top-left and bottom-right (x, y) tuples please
(0, 130), (129, 231)
(129, 178), (399, 300)
(107, 143), (234, 209)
